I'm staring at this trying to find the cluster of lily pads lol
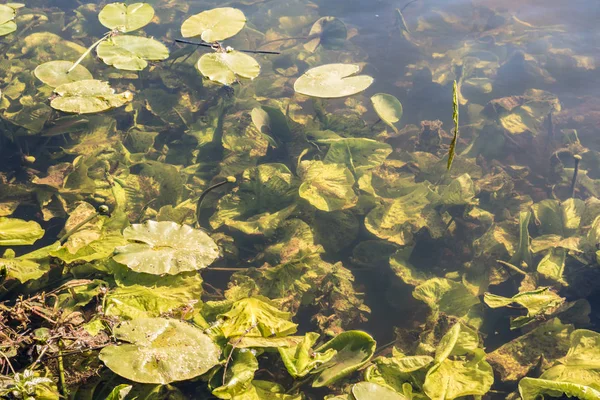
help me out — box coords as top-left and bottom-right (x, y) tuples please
(1, 0), (600, 399)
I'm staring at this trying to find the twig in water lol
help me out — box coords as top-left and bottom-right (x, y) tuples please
(222, 323), (259, 385)
(59, 205), (111, 244)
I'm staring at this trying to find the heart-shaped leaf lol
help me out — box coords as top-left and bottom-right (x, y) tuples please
(197, 51), (260, 85)
(294, 64), (373, 98)
(97, 35), (169, 71)
(304, 16), (347, 52)
(34, 61), (93, 87)
(99, 2), (155, 33)
(113, 220), (220, 275)
(99, 318), (220, 384)
(181, 7), (246, 42)
(371, 93), (403, 134)
(51, 79), (133, 114)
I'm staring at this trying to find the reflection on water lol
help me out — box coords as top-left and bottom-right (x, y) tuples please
(1, 0), (600, 398)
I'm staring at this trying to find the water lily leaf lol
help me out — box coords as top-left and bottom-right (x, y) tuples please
(312, 330), (376, 387)
(0, 217), (44, 246)
(304, 17), (347, 52)
(519, 377), (600, 400)
(519, 329), (600, 399)
(322, 138), (392, 173)
(181, 7), (246, 42)
(34, 60), (93, 87)
(0, 4), (16, 36)
(99, 318), (220, 384)
(437, 173), (478, 207)
(537, 248), (567, 284)
(294, 64), (374, 98)
(487, 318), (573, 384)
(99, 2), (155, 33)
(97, 35), (169, 71)
(212, 349), (258, 399)
(484, 287), (565, 329)
(352, 382), (408, 400)
(104, 269), (204, 320)
(218, 297), (298, 339)
(298, 160), (357, 211)
(423, 357), (494, 400)
(197, 51), (260, 85)
(113, 220), (220, 275)
(105, 384), (132, 400)
(371, 94), (403, 134)
(51, 79), (133, 114)
(413, 278), (480, 321)
(279, 332), (336, 379)
(365, 185), (444, 246)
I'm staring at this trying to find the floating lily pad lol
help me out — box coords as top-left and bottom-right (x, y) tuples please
(181, 7), (246, 42)
(51, 79), (133, 114)
(197, 51), (260, 85)
(371, 93), (403, 134)
(99, 318), (220, 384)
(34, 60), (93, 87)
(304, 16), (347, 52)
(97, 35), (169, 71)
(113, 220), (220, 275)
(294, 64), (374, 98)
(99, 2), (155, 33)
(0, 217), (44, 246)
(0, 4), (16, 36)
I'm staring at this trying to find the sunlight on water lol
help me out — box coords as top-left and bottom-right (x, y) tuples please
(0, 0), (599, 398)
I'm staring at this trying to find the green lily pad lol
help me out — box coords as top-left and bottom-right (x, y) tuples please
(99, 318), (220, 384)
(113, 220), (220, 275)
(304, 16), (347, 53)
(181, 7), (246, 42)
(34, 60), (93, 87)
(312, 330), (376, 387)
(352, 382), (408, 400)
(197, 51), (260, 85)
(0, 217), (44, 246)
(371, 93), (403, 134)
(98, 2), (155, 33)
(51, 79), (133, 114)
(294, 64), (374, 98)
(298, 160), (358, 212)
(0, 4), (16, 36)
(97, 35), (169, 71)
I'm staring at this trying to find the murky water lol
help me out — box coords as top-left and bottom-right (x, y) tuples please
(1, 0), (600, 399)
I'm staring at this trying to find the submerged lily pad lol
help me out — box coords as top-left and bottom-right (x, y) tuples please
(99, 2), (155, 33)
(298, 160), (358, 211)
(312, 330), (376, 387)
(181, 7), (246, 42)
(304, 16), (347, 52)
(352, 382), (408, 400)
(371, 93), (403, 134)
(97, 35), (170, 71)
(113, 221), (219, 275)
(99, 318), (220, 384)
(0, 217), (44, 246)
(197, 51), (260, 85)
(294, 64), (374, 98)
(51, 80), (133, 114)
(34, 60), (93, 87)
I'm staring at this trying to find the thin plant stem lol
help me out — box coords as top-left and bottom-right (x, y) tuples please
(67, 33), (111, 74)
(570, 154), (582, 198)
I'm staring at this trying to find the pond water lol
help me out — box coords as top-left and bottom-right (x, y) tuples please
(1, 0), (600, 399)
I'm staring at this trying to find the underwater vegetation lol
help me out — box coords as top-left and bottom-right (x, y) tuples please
(0, 0), (600, 399)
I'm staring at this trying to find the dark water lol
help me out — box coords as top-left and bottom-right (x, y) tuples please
(2, 0), (600, 398)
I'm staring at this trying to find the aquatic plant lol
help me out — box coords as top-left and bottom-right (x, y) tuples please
(0, 1), (599, 399)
